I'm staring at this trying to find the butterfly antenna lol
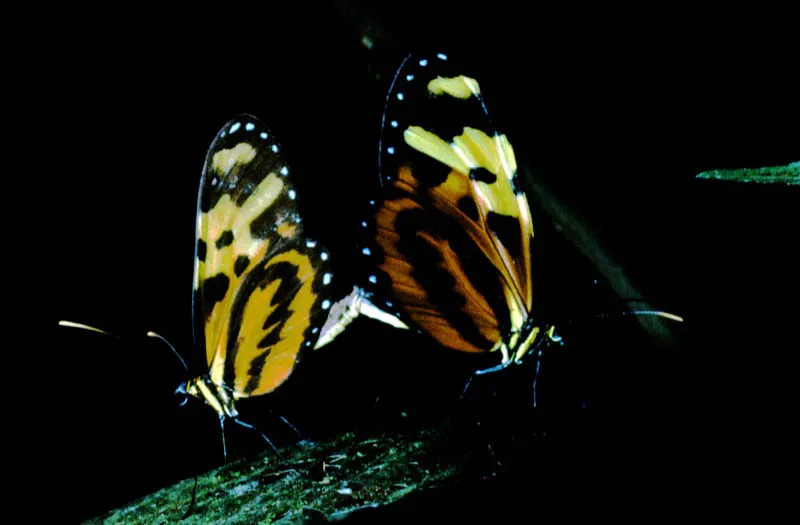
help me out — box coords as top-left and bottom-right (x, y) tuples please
(147, 331), (190, 376)
(476, 420), (507, 473)
(377, 53), (412, 189)
(529, 336), (549, 408)
(559, 308), (684, 328)
(460, 375), (475, 401)
(58, 320), (120, 339)
(607, 310), (684, 323)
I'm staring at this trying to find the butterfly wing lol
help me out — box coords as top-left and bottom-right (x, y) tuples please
(361, 53), (536, 355)
(192, 116), (335, 397)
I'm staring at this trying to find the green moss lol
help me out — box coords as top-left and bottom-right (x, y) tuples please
(696, 161), (799, 185)
(85, 428), (470, 524)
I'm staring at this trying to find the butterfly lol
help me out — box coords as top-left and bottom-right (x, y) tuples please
(62, 115), (339, 457)
(178, 115), (339, 439)
(316, 52), (557, 376)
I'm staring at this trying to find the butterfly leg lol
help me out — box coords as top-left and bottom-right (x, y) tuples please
(476, 419), (507, 473)
(232, 417), (284, 460)
(532, 350), (543, 408)
(219, 415), (228, 465)
(460, 374), (475, 401)
(232, 418), (307, 477)
(270, 410), (310, 443)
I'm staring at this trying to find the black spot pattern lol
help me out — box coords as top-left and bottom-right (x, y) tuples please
(201, 274), (230, 319)
(470, 167), (497, 184)
(487, 212), (522, 259)
(457, 196), (480, 222)
(216, 230), (234, 249)
(234, 255), (250, 277)
(197, 239), (207, 262)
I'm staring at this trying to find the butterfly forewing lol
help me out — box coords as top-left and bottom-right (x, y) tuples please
(192, 115), (334, 397)
(362, 53), (536, 355)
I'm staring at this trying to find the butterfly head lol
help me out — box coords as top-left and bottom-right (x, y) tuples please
(180, 376), (239, 419)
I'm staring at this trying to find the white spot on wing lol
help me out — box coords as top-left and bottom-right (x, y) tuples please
(245, 122), (255, 131)
(437, 53), (448, 60)
(260, 132), (268, 139)
(387, 147), (395, 155)
(406, 74), (414, 81)
(306, 240), (317, 248)
(280, 166), (289, 176)
(288, 189), (296, 200)
(271, 144), (279, 153)
(362, 247), (371, 256)
(397, 93), (404, 101)
(368, 275), (377, 284)
(419, 59), (428, 66)
(312, 327), (319, 334)
(323, 273), (332, 285)
(321, 252), (329, 261)
(361, 221), (367, 228)
(230, 122), (241, 133)
(322, 300), (331, 310)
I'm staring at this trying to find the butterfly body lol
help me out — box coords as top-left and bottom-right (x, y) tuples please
(181, 376), (238, 419)
(317, 53), (552, 368)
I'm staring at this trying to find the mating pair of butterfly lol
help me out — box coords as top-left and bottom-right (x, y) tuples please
(181, 52), (548, 422)
(63, 52), (677, 450)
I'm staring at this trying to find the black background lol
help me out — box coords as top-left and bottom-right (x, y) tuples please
(31, 3), (798, 522)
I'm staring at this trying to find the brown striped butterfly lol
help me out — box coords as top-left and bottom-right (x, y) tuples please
(61, 115), (339, 459)
(316, 52), (682, 398)
(316, 52), (554, 371)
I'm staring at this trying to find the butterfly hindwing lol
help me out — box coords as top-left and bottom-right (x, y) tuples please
(193, 115), (334, 397)
(361, 53), (537, 357)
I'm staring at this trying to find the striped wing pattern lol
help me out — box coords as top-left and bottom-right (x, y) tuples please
(356, 53), (538, 359)
(192, 116), (335, 397)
